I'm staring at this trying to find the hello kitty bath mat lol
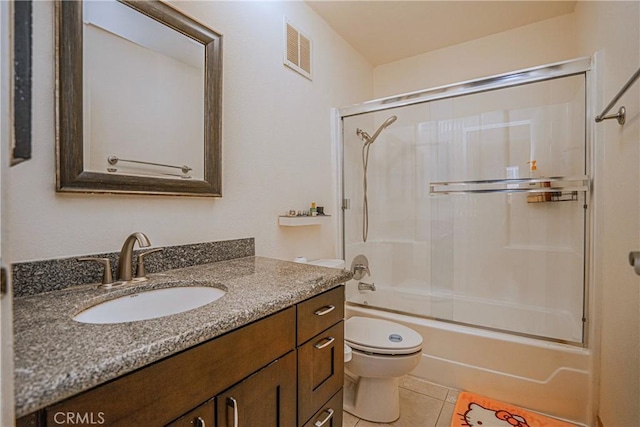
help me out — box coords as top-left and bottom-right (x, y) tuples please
(451, 392), (577, 427)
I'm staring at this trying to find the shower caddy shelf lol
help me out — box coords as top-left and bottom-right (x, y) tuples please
(429, 176), (589, 202)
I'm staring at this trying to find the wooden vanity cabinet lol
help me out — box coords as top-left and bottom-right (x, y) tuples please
(297, 286), (345, 427)
(18, 285), (345, 427)
(42, 307), (296, 427)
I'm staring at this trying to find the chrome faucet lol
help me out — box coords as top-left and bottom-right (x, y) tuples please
(117, 232), (151, 282)
(358, 282), (376, 291)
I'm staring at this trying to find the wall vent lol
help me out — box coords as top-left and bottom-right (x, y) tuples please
(284, 19), (312, 80)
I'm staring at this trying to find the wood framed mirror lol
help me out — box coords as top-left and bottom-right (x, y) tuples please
(56, 0), (222, 196)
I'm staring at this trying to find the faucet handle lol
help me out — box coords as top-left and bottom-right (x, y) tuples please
(350, 254), (371, 280)
(352, 264), (370, 280)
(136, 248), (164, 279)
(77, 257), (114, 286)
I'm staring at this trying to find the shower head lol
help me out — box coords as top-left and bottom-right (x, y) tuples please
(356, 115), (397, 145)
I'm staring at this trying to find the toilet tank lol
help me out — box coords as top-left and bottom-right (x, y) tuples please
(307, 259), (345, 269)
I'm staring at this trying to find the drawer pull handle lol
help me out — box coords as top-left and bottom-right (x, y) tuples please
(227, 397), (238, 427)
(314, 305), (335, 316)
(315, 336), (335, 350)
(314, 408), (335, 427)
(193, 416), (206, 427)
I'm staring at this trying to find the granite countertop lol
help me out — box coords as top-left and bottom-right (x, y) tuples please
(14, 256), (351, 417)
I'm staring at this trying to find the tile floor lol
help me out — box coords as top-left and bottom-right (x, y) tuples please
(342, 376), (459, 427)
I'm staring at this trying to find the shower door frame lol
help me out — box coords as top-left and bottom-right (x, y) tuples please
(336, 56), (595, 346)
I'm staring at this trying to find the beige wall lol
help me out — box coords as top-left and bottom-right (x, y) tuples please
(373, 13), (576, 98)
(572, 2), (640, 426)
(8, 1), (373, 263)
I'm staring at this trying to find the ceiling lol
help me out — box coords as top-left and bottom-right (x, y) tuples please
(306, 1), (577, 66)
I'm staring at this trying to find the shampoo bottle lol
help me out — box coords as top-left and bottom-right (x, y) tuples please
(527, 160), (543, 203)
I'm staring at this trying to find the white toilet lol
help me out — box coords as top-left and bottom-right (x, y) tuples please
(304, 258), (424, 422)
(343, 316), (423, 423)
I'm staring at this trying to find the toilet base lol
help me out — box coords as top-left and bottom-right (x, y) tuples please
(344, 375), (400, 423)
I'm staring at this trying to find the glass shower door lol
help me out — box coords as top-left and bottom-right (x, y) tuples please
(428, 75), (587, 342)
(342, 72), (588, 343)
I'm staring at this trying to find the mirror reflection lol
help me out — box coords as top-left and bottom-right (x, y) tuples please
(82, 0), (205, 180)
(56, 0), (222, 196)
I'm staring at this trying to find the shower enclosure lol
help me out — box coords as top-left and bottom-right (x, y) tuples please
(340, 58), (591, 344)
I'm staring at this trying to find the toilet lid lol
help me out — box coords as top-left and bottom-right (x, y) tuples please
(345, 316), (423, 355)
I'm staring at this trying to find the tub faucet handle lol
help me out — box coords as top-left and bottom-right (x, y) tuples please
(353, 263), (370, 277)
(351, 254), (371, 281)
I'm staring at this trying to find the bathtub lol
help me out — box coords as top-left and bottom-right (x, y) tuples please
(348, 286), (582, 343)
(346, 297), (592, 425)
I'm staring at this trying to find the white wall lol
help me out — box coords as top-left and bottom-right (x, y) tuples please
(8, 1), (373, 263)
(572, 2), (640, 426)
(373, 13), (576, 98)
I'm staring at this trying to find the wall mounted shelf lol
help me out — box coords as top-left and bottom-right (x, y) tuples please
(278, 215), (332, 227)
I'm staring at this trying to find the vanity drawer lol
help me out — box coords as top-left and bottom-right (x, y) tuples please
(165, 399), (214, 427)
(297, 321), (344, 426)
(302, 389), (344, 427)
(297, 286), (344, 345)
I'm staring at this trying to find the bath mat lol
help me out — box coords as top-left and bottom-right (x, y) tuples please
(451, 391), (577, 427)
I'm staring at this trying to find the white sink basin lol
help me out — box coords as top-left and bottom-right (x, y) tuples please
(73, 286), (226, 324)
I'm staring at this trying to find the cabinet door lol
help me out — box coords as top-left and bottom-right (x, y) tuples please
(166, 400), (214, 427)
(216, 351), (296, 427)
(297, 321), (344, 425)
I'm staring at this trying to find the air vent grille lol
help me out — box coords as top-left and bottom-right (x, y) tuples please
(299, 34), (311, 74)
(284, 19), (312, 80)
(286, 23), (299, 66)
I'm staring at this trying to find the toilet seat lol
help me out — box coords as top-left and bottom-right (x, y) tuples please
(345, 316), (423, 355)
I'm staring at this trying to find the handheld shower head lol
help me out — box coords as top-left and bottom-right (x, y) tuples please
(356, 115), (397, 145)
(382, 115), (398, 129)
(356, 115), (398, 242)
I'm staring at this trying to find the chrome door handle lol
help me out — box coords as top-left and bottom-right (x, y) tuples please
(227, 397), (238, 427)
(314, 408), (335, 427)
(314, 305), (335, 316)
(315, 336), (335, 350)
(629, 252), (640, 276)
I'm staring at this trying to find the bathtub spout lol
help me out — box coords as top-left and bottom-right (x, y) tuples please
(358, 282), (376, 291)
